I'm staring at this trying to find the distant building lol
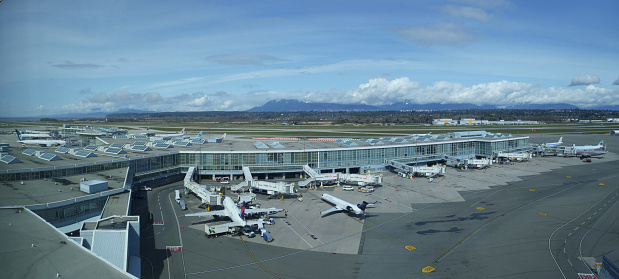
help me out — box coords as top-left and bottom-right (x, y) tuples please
(432, 118), (537, 126)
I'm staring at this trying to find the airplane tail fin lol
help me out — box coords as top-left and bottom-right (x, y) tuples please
(241, 201), (246, 221)
(14, 129), (24, 141)
(357, 201), (376, 211)
(197, 131), (203, 137)
(221, 133), (226, 140)
(180, 128), (186, 135)
(558, 137), (563, 143)
(357, 202), (368, 211)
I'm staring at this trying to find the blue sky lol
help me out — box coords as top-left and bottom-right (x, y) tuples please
(1, 0), (618, 117)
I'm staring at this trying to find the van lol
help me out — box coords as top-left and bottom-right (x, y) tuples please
(261, 230), (274, 242)
(179, 200), (186, 210)
(342, 185), (354, 191)
(175, 190), (181, 203)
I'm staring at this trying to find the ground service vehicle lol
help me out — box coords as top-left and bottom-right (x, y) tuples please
(205, 224), (235, 238)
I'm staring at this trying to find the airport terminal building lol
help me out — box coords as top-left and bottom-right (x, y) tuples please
(1, 130), (529, 182)
(0, 128), (529, 278)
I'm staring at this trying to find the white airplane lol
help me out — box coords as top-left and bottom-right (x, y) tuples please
(544, 137), (563, 147)
(185, 196), (283, 228)
(320, 193), (377, 216)
(15, 129), (65, 147)
(573, 140), (604, 151)
(221, 133), (226, 140)
(189, 131), (203, 139)
(155, 128), (185, 137)
(17, 131), (53, 139)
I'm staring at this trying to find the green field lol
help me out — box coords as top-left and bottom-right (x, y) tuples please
(3, 120), (619, 138)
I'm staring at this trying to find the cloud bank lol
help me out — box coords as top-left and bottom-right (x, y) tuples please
(49, 77), (619, 115)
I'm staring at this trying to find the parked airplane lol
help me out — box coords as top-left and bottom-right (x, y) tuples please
(320, 193), (377, 215)
(189, 131), (203, 139)
(155, 128), (185, 137)
(544, 137), (563, 147)
(15, 129), (65, 147)
(573, 140), (604, 151)
(185, 196), (283, 228)
(17, 130), (53, 139)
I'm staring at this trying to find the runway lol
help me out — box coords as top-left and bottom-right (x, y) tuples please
(136, 153), (619, 279)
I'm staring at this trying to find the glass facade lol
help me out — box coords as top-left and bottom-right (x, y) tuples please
(179, 137), (529, 172)
(1, 136), (528, 181)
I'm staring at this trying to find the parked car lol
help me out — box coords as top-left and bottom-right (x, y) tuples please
(359, 186), (374, 193)
(241, 227), (256, 238)
(342, 185), (354, 191)
(139, 186), (152, 191)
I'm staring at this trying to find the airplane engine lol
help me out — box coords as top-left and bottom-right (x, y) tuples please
(346, 205), (353, 211)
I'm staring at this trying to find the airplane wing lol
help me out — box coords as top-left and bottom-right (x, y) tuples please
(244, 208), (283, 214)
(185, 210), (226, 217)
(321, 206), (344, 215)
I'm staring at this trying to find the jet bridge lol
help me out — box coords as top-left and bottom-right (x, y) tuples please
(235, 166), (296, 196)
(495, 152), (532, 161)
(184, 167), (223, 205)
(386, 160), (446, 177)
(299, 164), (382, 187)
(442, 155), (492, 169)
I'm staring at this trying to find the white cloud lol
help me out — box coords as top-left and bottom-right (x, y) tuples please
(47, 77), (619, 115)
(304, 78), (619, 108)
(395, 22), (480, 47)
(440, 5), (491, 22)
(569, 74), (600, 87)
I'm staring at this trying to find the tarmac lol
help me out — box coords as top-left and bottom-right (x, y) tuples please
(135, 135), (619, 278)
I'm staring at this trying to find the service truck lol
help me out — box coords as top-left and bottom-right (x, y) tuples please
(205, 223), (236, 238)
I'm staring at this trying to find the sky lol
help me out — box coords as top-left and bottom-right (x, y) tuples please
(1, 0), (618, 117)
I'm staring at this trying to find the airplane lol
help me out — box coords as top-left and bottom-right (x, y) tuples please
(189, 131), (203, 139)
(15, 129), (65, 147)
(320, 193), (377, 216)
(155, 128), (185, 137)
(185, 196), (283, 228)
(573, 140), (604, 152)
(544, 137), (563, 147)
(16, 130), (53, 139)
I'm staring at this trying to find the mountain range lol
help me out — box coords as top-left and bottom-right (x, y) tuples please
(5, 100), (618, 119)
(246, 99), (583, 112)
